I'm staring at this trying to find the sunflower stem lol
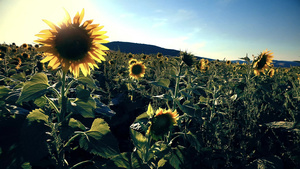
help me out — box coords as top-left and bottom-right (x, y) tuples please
(173, 61), (184, 111)
(60, 70), (67, 123)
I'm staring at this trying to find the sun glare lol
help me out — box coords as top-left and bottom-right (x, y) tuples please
(0, 0), (97, 46)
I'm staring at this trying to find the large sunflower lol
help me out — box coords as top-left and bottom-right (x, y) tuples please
(147, 108), (179, 140)
(129, 61), (146, 79)
(35, 9), (109, 77)
(253, 49), (274, 76)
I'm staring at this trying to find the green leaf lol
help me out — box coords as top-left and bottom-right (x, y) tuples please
(33, 96), (47, 107)
(146, 103), (154, 118)
(69, 118), (86, 131)
(174, 99), (195, 116)
(21, 162), (32, 169)
(110, 152), (143, 169)
(21, 109), (51, 164)
(76, 86), (91, 100)
(130, 129), (147, 149)
(0, 86), (11, 99)
(168, 147), (184, 169)
(79, 118), (119, 158)
(72, 96), (96, 118)
(158, 158), (167, 168)
(26, 109), (48, 124)
(148, 79), (170, 89)
(17, 73), (50, 104)
(77, 75), (97, 89)
(10, 72), (26, 81)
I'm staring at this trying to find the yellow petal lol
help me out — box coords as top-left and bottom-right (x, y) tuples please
(48, 56), (59, 67)
(78, 8), (85, 25)
(43, 19), (60, 32)
(88, 51), (103, 63)
(63, 8), (72, 26)
(96, 44), (109, 51)
(81, 19), (93, 28)
(35, 33), (54, 39)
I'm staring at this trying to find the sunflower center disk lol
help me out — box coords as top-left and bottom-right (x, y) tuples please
(257, 55), (267, 69)
(132, 65), (142, 75)
(151, 114), (172, 136)
(55, 26), (91, 61)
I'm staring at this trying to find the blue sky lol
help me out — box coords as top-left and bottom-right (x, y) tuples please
(0, 0), (299, 61)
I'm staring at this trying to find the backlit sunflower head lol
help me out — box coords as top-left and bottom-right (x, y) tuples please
(253, 49), (274, 71)
(129, 61), (146, 79)
(146, 108), (179, 140)
(35, 8), (109, 78)
(180, 51), (194, 67)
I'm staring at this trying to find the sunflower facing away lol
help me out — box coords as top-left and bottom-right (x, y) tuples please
(129, 61), (146, 79)
(35, 9), (109, 77)
(147, 108), (179, 140)
(253, 49), (274, 76)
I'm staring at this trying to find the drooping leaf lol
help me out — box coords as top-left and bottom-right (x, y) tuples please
(17, 73), (50, 104)
(79, 118), (119, 158)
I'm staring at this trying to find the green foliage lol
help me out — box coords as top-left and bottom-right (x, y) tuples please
(1, 43), (300, 168)
(79, 118), (120, 158)
(17, 73), (49, 104)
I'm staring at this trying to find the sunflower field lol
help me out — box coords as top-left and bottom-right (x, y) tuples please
(1, 9), (300, 169)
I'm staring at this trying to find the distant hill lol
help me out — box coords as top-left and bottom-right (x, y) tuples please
(105, 41), (300, 68)
(105, 41), (181, 57)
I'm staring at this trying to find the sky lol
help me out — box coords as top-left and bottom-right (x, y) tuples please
(0, 0), (299, 61)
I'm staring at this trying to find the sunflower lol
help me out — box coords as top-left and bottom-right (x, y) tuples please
(147, 108), (179, 140)
(0, 52), (5, 60)
(128, 58), (137, 65)
(15, 57), (22, 70)
(157, 52), (163, 58)
(108, 60), (115, 65)
(129, 61), (146, 79)
(197, 58), (208, 72)
(253, 49), (274, 76)
(127, 53), (134, 59)
(21, 43), (28, 49)
(180, 51), (194, 67)
(35, 8), (109, 78)
(226, 60), (231, 65)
